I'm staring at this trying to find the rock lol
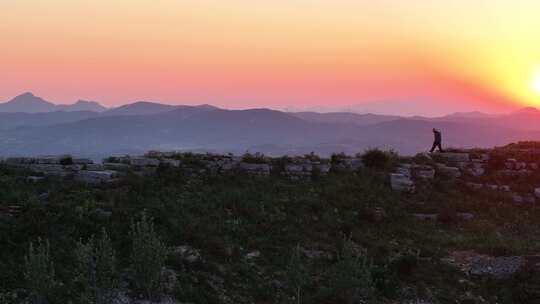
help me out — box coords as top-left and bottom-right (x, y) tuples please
(315, 163), (331, 175)
(415, 152), (433, 162)
(301, 248), (333, 260)
(390, 173), (415, 192)
(535, 187), (540, 199)
(436, 164), (461, 178)
(26, 176), (45, 182)
(238, 163), (271, 176)
(372, 207), (386, 222)
(436, 152), (470, 163)
(72, 158), (93, 165)
(75, 170), (118, 185)
(104, 162), (131, 171)
(516, 162), (527, 170)
(395, 165), (411, 177)
(470, 255), (523, 279)
(342, 158), (363, 171)
(468, 167), (485, 177)
(159, 159), (181, 167)
(131, 157), (160, 167)
(456, 212), (474, 221)
(448, 251), (535, 280)
(412, 165), (435, 179)
(466, 182), (483, 190)
(86, 163), (104, 171)
(173, 245), (201, 264)
(499, 185), (511, 192)
(530, 163), (539, 170)
(512, 194), (523, 204)
(505, 158), (517, 170)
(524, 195), (536, 205)
(94, 208), (113, 218)
(271, 279), (288, 289)
(486, 184), (499, 191)
(28, 164), (66, 176)
(160, 268), (179, 294)
(480, 153), (490, 161)
(245, 250), (261, 260)
(413, 213), (438, 221)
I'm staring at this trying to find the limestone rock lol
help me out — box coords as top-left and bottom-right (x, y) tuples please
(173, 245), (201, 264)
(390, 173), (415, 192)
(75, 170), (118, 185)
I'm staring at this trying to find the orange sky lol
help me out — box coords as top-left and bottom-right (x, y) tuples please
(1, 1), (540, 115)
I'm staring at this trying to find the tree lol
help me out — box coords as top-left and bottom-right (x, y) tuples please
(24, 238), (56, 304)
(74, 228), (118, 304)
(130, 211), (168, 299)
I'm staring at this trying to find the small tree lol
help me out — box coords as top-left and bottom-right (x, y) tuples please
(130, 211), (168, 299)
(360, 148), (397, 170)
(74, 228), (118, 304)
(24, 238), (56, 304)
(323, 239), (375, 302)
(286, 245), (310, 304)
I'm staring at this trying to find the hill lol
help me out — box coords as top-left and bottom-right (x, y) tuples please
(2, 142), (540, 303)
(0, 93), (108, 113)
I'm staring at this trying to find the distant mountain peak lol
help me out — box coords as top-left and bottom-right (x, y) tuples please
(514, 106), (540, 114)
(0, 92), (107, 113)
(18, 92), (36, 98)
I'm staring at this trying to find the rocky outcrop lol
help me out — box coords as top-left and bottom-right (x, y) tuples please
(75, 170), (119, 185)
(390, 173), (415, 192)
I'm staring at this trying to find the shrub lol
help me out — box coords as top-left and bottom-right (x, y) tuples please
(59, 156), (73, 166)
(241, 152), (267, 164)
(130, 211), (168, 299)
(330, 152), (348, 164)
(74, 228), (118, 304)
(24, 238), (56, 304)
(360, 148), (398, 170)
(319, 239), (375, 302)
(303, 152), (320, 162)
(286, 245), (310, 304)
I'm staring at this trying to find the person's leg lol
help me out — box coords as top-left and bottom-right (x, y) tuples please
(430, 142), (436, 152)
(437, 143), (444, 152)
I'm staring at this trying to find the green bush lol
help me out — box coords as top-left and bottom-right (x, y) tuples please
(24, 238), (56, 304)
(73, 228), (118, 304)
(360, 149), (398, 170)
(130, 211), (168, 299)
(241, 152), (267, 164)
(319, 240), (375, 302)
(286, 245), (310, 304)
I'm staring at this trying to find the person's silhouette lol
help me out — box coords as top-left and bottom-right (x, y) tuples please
(430, 128), (444, 152)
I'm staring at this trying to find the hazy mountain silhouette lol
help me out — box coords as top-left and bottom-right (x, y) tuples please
(0, 111), (100, 130)
(1, 92), (540, 157)
(57, 100), (107, 112)
(290, 112), (400, 125)
(0, 92), (57, 113)
(0, 93), (108, 113)
(103, 101), (219, 116)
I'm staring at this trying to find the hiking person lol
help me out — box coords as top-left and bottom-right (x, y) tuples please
(430, 128), (444, 152)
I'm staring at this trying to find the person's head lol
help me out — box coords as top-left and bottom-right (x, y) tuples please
(432, 128), (436, 133)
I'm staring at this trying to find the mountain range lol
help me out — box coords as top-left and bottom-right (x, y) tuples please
(1, 92), (540, 158)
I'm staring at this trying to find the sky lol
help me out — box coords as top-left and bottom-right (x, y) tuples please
(1, 0), (540, 116)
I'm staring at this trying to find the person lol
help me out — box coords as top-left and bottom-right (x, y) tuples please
(430, 128), (444, 152)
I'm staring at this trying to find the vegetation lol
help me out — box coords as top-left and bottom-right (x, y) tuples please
(24, 239), (56, 304)
(73, 229), (118, 304)
(360, 148), (398, 170)
(2, 145), (540, 303)
(129, 211), (169, 300)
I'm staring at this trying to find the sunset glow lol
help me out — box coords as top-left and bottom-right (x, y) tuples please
(1, 1), (540, 115)
(532, 71), (540, 95)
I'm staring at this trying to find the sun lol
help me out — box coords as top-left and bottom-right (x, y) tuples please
(532, 72), (540, 95)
